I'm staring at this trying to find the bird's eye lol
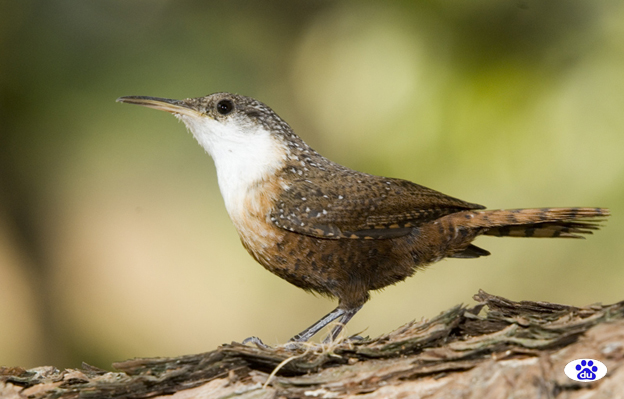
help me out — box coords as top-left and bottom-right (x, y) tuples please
(216, 99), (234, 115)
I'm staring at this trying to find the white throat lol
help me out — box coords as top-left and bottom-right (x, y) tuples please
(179, 115), (287, 218)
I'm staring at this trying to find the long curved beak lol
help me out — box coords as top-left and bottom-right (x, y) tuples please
(116, 96), (202, 117)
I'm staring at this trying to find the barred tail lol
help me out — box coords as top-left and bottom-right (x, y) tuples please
(459, 207), (610, 239)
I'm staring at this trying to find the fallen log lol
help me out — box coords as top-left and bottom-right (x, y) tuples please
(2, 290), (623, 398)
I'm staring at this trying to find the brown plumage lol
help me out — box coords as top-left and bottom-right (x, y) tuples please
(117, 92), (610, 345)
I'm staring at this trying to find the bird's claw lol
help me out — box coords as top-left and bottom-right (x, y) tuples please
(241, 336), (272, 349)
(346, 334), (365, 342)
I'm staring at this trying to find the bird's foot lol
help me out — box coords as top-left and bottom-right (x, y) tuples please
(241, 336), (272, 349)
(346, 334), (365, 343)
(321, 333), (366, 345)
(282, 341), (308, 351)
(242, 336), (307, 351)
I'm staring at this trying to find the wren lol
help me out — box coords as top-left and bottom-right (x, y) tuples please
(117, 93), (609, 345)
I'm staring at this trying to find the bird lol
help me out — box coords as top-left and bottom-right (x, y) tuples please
(117, 92), (609, 346)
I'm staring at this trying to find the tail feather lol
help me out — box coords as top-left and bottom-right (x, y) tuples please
(447, 244), (491, 258)
(485, 221), (599, 238)
(461, 207), (609, 239)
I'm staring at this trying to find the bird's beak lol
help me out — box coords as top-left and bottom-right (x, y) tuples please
(116, 96), (202, 117)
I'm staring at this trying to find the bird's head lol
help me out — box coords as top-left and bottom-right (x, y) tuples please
(117, 93), (294, 213)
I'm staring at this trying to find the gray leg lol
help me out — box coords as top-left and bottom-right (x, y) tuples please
(290, 305), (363, 343)
(289, 306), (346, 342)
(243, 307), (346, 348)
(323, 306), (362, 343)
(244, 305), (363, 347)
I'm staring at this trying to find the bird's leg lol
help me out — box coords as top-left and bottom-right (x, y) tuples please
(323, 305), (362, 344)
(289, 306), (346, 342)
(289, 305), (363, 343)
(243, 306), (354, 348)
(244, 305), (364, 348)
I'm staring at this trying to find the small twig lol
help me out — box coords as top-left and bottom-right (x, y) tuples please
(263, 344), (314, 389)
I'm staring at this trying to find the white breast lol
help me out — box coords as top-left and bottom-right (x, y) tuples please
(178, 114), (288, 222)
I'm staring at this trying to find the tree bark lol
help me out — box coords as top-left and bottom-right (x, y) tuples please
(2, 290), (623, 399)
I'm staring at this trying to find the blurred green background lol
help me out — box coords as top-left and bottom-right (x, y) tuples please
(1, 0), (623, 370)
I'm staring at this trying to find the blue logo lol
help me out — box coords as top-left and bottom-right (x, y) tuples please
(575, 360), (598, 380)
(564, 359), (607, 382)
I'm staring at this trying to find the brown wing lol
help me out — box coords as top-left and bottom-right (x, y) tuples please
(270, 172), (484, 239)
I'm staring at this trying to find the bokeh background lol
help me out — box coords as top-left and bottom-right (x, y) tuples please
(1, 0), (623, 370)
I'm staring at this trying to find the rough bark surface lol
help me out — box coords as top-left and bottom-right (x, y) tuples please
(2, 290), (623, 399)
